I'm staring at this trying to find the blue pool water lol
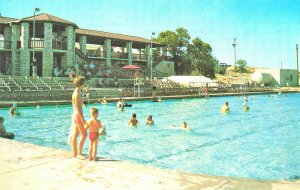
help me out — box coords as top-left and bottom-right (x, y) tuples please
(1, 93), (300, 180)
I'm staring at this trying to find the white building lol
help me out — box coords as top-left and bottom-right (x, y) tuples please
(252, 68), (298, 87)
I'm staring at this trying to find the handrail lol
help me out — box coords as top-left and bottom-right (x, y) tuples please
(29, 39), (44, 48)
(111, 52), (128, 59)
(132, 53), (147, 60)
(75, 47), (90, 62)
(87, 50), (106, 58)
(52, 40), (67, 50)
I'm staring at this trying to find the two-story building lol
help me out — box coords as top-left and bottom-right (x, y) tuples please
(0, 13), (172, 77)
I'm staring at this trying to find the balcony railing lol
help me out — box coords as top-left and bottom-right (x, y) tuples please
(154, 55), (173, 62)
(29, 40), (44, 48)
(0, 40), (12, 49)
(111, 52), (128, 59)
(52, 40), (67, 50)
(87, 51), (106, 58)
(132, 53), (147, 60)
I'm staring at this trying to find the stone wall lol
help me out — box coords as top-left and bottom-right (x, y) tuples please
(11, 25), (21, 75)
(79, 35), (87, 55)
(105, 39), (111, 66)
(43, 49), (53, 76)
(126, 42), (132, 65)
(20, 22), (30, 76)
(43, 23), (53, 76)
(66, 26), (75, 67)
(4, 26), (12, 41)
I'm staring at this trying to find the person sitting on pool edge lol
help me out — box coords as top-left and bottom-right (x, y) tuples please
(9, 103), (20, 116)
(128, 113), (140, 127)
(172, 122), (190, 131)
(146, 115), (154, 126)
(0, 116), (15, 139)
(221, 102), (230, 113)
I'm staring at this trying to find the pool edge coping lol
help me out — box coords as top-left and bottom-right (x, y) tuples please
(1, 138), (300, 190)
(0, 90), (298, 108)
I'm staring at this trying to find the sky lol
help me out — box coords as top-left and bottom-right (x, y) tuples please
(2, 0), (300, 69)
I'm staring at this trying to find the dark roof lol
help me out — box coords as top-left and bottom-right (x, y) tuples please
(16, 13), (78, 28)
(0, 16), (18, 24)
(76, 28), (161, 47)
(1, 13), (161, 47)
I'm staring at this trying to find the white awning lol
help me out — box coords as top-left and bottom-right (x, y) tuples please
(167, 76), (218, 87)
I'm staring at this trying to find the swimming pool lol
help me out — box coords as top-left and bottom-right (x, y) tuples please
(1, 93), (300, 180)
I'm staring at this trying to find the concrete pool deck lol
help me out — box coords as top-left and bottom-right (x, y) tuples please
(1, 138), (300, 190)
(0, 89), (299, 108)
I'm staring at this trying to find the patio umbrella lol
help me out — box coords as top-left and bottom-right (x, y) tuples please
(122, 65), (140, 70)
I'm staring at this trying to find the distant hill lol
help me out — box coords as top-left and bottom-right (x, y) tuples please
(215, 66), (257, 84)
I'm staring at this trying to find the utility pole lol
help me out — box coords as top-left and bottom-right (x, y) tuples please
(297, 44), (299, 85)
(232, 38), (237, 67)
(296, 44), (299, 71)
(150, 32), (155, 82)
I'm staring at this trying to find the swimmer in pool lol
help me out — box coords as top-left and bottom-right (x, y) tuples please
(9, 104), (20, 116)
(128, 113), (140, 127)
(221, 102), (230, 113)
(172, 122), (190, 131)
(146, 115), (154, 126)
(117, 98), (124, 108)
(243, 102), (249, 111)
(99, 97), (108, 104)
(243, 95), (248, 102)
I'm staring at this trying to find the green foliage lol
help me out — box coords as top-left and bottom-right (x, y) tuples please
(237, 59), (247, 72)
(187, 37), (216, 78)
(191, 70), (202, 76)
(155, 27), (191, 74)
(215, 66), (226, 74)
(152, 48), (161, 60)
(155, 27), (217, 78)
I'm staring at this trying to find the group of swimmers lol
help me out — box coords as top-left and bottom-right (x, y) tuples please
(69, 76), (193, 161)
(220, 95), (250, 113)
(127, 113), (190, 131)
(127, 113), (154, 126)
(1, 76), (255, 160)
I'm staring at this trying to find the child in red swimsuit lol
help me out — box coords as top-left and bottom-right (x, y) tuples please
(85, 108), (103, 161)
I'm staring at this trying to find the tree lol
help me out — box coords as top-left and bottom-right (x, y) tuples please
(237, 59), (247, 72)
(155, 27), (191, 74)
(187, 37), (216, 79)
(154, 28), (217, 77)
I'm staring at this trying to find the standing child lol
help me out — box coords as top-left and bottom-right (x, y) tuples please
(204, 83), (209, 98)
(85, 108), (103, 161)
